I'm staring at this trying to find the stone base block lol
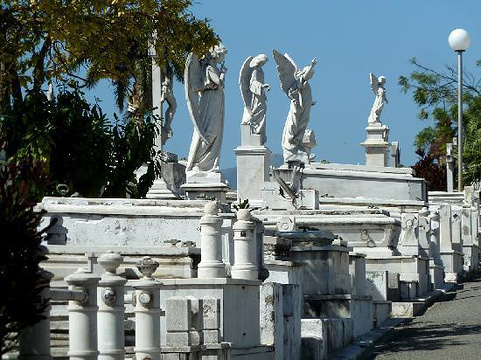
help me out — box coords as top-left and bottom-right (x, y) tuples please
(160, 278), (262, 349)
(351, 298), (373, 338)
(202, 330), (220, 344)
(391, 301), (425, 317)
(444, 272), (458, 283)
(181, 183), (229, 203)
(429, 264), (444, 291)
(301, 318), (353, 360)
(462, 245), (481, 272)
(365, 255), (430, 300)
(440, 250), (464, 277)
(372, 300), (391, 328)
(260, 282), (301, 360)
(261, 181), (319, 210)
(166, 332), (191, 347)
(234, 145), (270, 205)
(146, 179), (178, 200)
(229, 345), (275, 360)
(400, 281), (418, 300)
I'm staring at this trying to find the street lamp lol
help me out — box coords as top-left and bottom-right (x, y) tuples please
(448, 28), (471, 192)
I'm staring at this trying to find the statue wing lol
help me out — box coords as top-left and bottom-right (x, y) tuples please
(273, 49), (297, 97)
(185, 53), (209, 144)
(239, 56), (253, 115)
(369, 73), (378, 94)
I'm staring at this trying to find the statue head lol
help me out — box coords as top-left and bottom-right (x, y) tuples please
(378, 76), (386, 86)
(210, 44), (228, 64)
(250, 54), (268, 68)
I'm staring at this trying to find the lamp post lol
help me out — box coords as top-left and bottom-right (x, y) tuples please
(448, 28), (471, 192)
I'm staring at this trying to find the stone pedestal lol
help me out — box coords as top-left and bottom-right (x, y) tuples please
(181, 171), (229, 203)
(160, 278), (263, 350)
(235, 146), (270, 207)
(97, 253), (127, 360)
(360, 124), (390, 167)
(197, 202), (226, 279)
(234, 124), (271, 207)
(146, 178), (178, 200)
(146, 152), (186, 199)
(231, 209), (258, 280)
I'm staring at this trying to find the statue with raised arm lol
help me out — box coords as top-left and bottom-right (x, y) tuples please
(273, 49), (317, 164)
(160, 65), (177, 145)
(240, 54), (270, 144)
(185, 44), (228, 173)
(368, 73), (388, 125)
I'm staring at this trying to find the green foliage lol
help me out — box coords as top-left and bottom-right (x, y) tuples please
(47, 88), (112, 197)
(233, 199), (250, 211)
(1, 0), (219, 109)
(0, 155), (49, 355)
(0, 86), (158, 198)
(400, 57), (481, 188)
(463, 95), (481, 184)
(103, 113), (158, 198)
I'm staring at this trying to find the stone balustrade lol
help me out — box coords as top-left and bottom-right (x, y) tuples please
(18, 203), (264, 359)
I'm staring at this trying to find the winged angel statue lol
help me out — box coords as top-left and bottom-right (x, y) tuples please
(273, 49), (317, 164)
(368, 73), (388, 125)
(185, 44), (228, 173)
(239, 54), (270, 144)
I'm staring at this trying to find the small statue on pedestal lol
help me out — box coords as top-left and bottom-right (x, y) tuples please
(239, 54), (270, 145)
(368, 73), (388, 126)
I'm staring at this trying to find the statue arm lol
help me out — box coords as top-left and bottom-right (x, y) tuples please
(205, 65), (221, 89)
(249, 69), (264, 96)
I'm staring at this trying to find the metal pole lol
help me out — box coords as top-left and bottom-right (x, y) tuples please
(457, 50), (464, 192)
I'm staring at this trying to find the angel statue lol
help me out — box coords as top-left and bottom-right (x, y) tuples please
(368, 73), (388, 125)
(240, 54), (270, 144)
(273, 49), (317, 164)
(185, 44), (228, 173)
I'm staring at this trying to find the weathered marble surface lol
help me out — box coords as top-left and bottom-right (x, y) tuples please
(274, 162), (427, 203)
(368, 73), (388, 125)
(185, 45), (228, 174)
(273, 49), (317, 164)
(38, 197), (233, 248)
(240, 54), (270, 145)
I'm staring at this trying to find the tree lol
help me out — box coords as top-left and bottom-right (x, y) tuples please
(1, 0), (219, 104)
(399, 57), (481, 189)
(0, 0), (220, 196)
(0, 153), (49, 355)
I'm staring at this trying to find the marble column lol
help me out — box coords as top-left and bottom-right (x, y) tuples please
(65, 269), (101, 360)
(231, 209), (258, 280)
(97, 252), (127, 360)
(197, 202), (226, 278)
(133, 257), (162, 360)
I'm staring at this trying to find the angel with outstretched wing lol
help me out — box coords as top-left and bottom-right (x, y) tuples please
(368, 73), (388, 125)
(185, 44), (228, 173)
(273, 49), (317, 164)
(239, 54), (270, 144)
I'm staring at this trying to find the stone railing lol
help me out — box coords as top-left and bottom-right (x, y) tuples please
(18, 201), (263, 359)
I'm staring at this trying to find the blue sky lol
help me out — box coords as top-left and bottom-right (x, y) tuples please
(90, 0), (481, 169)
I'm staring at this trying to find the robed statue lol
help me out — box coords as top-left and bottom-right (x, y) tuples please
(185, 44), (228, 173)
(239, 54), (270, 144)
(273, 49), (317, 164)
(160, 65), (177, 145)
(368, 73), (388, 125)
